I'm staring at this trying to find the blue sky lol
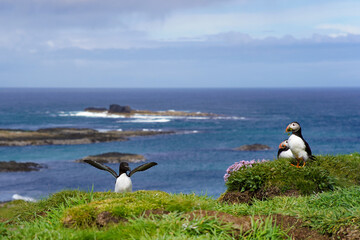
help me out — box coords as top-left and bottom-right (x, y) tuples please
(0, 0), (359, 88)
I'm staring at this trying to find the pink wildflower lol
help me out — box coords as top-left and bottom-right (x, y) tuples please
(224, 159), (269, 182)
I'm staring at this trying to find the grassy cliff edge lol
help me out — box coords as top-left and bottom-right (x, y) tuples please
(1, 153), (360, 239)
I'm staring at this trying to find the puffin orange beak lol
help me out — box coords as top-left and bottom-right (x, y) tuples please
(279, 143), (284, 149)
(285, 125), (292, 133)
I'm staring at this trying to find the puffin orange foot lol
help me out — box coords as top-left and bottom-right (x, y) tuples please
(290, 159), (305, 168)
(296, 161), (306, 168)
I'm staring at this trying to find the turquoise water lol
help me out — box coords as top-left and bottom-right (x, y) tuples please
(0, 88), (359, 201)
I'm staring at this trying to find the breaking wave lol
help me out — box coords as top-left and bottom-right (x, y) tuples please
(58, 111), (126, 118)
(57, 111), (246, 122)
(121, 118), (171, 123)
(12, 194), (37, 202)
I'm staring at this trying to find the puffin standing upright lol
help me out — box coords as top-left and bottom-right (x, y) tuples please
(277, 140), (294, 159)
(84, 160), (157, 193)
(285, 122), (314, 168)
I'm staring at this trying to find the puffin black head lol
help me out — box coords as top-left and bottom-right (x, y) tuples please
(119, 162), (131, 175)
(285, 122), (301, 133)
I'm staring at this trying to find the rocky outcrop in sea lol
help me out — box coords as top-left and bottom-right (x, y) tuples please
(0, 128), (174, 146)
(233, 144), (271, 151)
(84, 104), (219, 117)
(0, 161), (46, 172)
(76, 152), (146, 163)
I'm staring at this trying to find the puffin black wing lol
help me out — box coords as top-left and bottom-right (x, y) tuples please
(129, 162), (157, 177)
(277, 149), (283, 159)
(304, 140), (312, 156)
(304, 140), (317, 160)
(84, 160), (118, 179)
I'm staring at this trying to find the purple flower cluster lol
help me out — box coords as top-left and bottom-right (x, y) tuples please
(224, 159), (269, 182)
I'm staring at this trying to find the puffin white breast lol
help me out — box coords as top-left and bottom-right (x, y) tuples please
(278, 149), (294, 159)
(115, 173), (132, 193)
(288, 135), (309, 160)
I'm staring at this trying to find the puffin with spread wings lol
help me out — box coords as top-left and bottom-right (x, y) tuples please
(84, 160), (157, 193)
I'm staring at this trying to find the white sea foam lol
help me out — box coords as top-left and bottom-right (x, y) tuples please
(132, 114), (210, 120)
(59, 111), (126, 118)
(181, 130), (200, 134)
(142, 129), (164, 132)
(58, 111), (246, 121)
(213, 116), (246, 120)
(185, 116), (211, 120)
(93, 128), (124, 132)
(132, 114), (179, 119)
(118, 114), (174, 123)
(121, 118), (171, 123)
(12, 194), (37, 202)
(158, 109), (176, 113)
(96, 129), (109, 132)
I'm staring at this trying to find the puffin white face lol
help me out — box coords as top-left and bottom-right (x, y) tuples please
(286, 122), (300, 133)
(279, 140), (289, 149)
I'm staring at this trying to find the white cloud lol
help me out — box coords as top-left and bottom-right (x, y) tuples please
(317, 24), (360, 35)
(1, 0), (360, 51)
(133, 1), (360, 41)
(46, 41), (55, 48)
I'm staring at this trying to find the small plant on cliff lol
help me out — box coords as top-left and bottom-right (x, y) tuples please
(224, 159), (269, 192)
(224, 159), (269, 182)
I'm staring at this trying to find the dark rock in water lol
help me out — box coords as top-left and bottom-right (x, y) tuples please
(108, 104), (132, 113)
(83, 104), (219, 117)
(84, 107), (108, 112)
(0, 128), (174, 146)
(0, 161), (46, 172)
(37, 127), (98, 134)
(76, 152), (146, 163)
(234, 144), (271, 151)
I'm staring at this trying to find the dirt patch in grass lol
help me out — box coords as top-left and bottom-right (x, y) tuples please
(219, 186), (300, 204)
(143, 209), (170, 218)
(63, 210), (128, 228)
(334, 225), (360, 240)
(96, 211), (127, 227)
(186, 210), (329, 240)
(271, 213), (329, 240)
(219, 191), (254, 204)
(187, 210), (255, 233)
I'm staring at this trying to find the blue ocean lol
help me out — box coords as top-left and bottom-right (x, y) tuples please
(0, 88), (359, 202)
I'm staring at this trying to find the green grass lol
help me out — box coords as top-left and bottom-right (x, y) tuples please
(1, 153), (360, 239)
(239, 216), (291, 240)
(226, 153), (360, 195)
(1, 187), (360, 239)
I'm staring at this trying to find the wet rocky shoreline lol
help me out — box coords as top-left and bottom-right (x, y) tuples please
(0, 127), (174, 146)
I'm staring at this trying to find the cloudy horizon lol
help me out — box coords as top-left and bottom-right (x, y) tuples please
(1, 0), (359, 88)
